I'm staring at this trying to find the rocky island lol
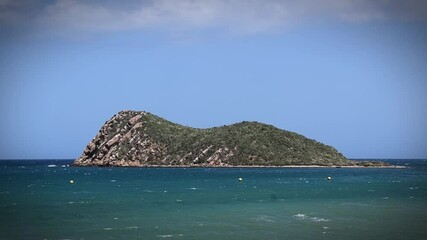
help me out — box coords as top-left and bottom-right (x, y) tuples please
(74, 110), (390, 167)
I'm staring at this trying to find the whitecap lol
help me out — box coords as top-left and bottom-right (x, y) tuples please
(310, 217), (330, 222)
(294, 213), (330, 222)
(294, 213), (307, 219)
(157, 234), (174, 238)
(187, 187), (198, 190)
(47, 165), (57, 168)
(103, 228), (114, 231)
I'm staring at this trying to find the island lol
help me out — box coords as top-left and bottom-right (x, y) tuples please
(74, 110), (392, 168)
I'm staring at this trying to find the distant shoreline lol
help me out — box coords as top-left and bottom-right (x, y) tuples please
(72, 163), (406, 169)
(0, 159), (408, 169)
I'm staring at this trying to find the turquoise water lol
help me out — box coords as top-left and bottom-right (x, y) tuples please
(1, 160), (426, 240)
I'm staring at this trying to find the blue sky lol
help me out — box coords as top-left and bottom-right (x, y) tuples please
(1, 0), (426, 159)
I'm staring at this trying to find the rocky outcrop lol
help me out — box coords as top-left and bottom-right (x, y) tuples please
(74, 110), (373, 167)
(75, 111), (168, 166)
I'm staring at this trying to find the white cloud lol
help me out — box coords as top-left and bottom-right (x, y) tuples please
(2, 0), (427, 36)
(36, 0), (293, 34)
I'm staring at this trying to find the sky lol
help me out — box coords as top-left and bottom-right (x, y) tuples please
(0, 0), (426, 159)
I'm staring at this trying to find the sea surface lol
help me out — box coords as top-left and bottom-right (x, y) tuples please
(1, 159), (426, 240)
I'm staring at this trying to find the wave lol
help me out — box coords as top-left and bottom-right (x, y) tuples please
(157, 234), (184, 238)
(294, 213), (330, 222)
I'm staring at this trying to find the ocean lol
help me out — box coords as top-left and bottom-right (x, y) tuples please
(1, 159), (426, 240)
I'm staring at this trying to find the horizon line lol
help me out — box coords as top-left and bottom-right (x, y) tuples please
(0, 158), (425, 161)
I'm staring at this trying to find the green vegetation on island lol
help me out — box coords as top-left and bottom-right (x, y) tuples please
(74, 110), (390, 167)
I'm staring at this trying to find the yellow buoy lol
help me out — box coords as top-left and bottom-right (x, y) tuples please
(327, 176), (332, 181)
(69, 180), (74, 184)
(238, 177), (243, 182)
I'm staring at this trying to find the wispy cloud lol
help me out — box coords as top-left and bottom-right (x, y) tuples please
(1, 0), (427, 36)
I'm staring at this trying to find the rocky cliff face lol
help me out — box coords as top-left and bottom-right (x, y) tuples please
(75, 111), (166, 167)
(74, 110), (352, 167)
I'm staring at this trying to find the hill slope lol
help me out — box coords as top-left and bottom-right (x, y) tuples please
(74, 111), (381, 167)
